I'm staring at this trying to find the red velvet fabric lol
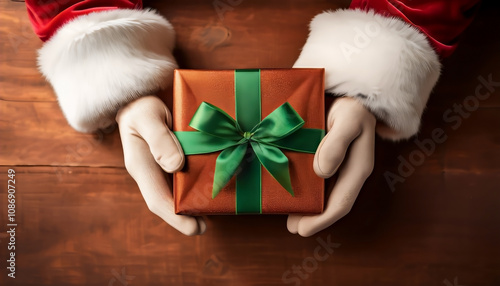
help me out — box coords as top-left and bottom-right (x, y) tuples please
(25, 0), (142, 42)
(350, 0), (481, 58)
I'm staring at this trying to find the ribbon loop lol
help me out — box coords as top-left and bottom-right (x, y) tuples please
(189, 102), (242, 141)
(252, 102), (305, 143)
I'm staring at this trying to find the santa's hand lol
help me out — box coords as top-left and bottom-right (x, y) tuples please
(287, 97), (376, 237)
(116, 96), (206, 236)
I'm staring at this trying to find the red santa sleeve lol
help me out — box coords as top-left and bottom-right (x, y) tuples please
(294, 0), (480, 140)
(26, 0), (178, 132)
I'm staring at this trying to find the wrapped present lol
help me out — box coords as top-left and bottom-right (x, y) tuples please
(173, 69), (325, 215)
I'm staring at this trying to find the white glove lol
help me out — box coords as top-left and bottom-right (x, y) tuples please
(116, 96), (206, 236)
(287, 97), (376, 237)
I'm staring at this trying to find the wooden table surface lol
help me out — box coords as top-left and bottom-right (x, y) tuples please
(1, 0), (499, 285)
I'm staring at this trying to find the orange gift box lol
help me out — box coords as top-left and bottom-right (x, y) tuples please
(173, 69), (325, 215)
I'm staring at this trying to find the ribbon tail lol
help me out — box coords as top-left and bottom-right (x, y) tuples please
(212, 143), (249, 198)
(250, 142), (294, 196)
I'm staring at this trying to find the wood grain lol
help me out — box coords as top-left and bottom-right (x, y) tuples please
(0, 0), (499, 285)
(0, 0), (51, 102)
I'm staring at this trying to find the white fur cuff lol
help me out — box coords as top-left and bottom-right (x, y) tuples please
(38, 9), (178, 133)
(294, 9), (441, 140)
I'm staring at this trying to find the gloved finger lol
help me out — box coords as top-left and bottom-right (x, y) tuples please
(286, 214), (303, 234)
(313, 114), (363, 178)
(297, 120), (375, 237)
(119, 125), (204, 236)
(196, 216), (208, 235)
(122, 96), (185, 173)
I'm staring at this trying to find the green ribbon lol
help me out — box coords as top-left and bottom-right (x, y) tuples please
(175, 69), (324, 214)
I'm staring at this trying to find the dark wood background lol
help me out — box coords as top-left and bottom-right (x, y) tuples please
(1, 0), (499, 285)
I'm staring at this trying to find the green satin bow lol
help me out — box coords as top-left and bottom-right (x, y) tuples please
(176, 101), (322, 198)
(175, 69), (324, 213)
